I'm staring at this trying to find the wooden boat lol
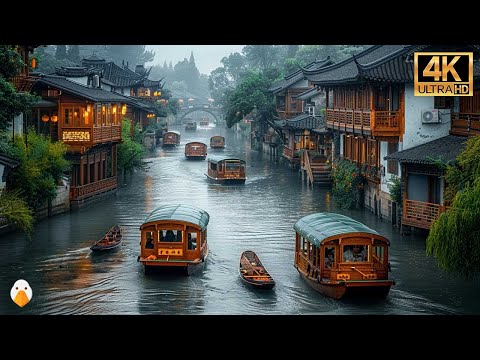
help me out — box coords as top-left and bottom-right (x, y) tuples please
(138, 204), (210, 275)
(90, 225), (123, 252)
(162, 130), (181, 146)
(185, 142), (207, 160)
(294, 213), (394, 299)
(210, 135), (225, 149)
(205, 157), (246, 184)
(185, 121), (197, 131)
(239, 251), (275, 289)
(199, 118), (209, 126)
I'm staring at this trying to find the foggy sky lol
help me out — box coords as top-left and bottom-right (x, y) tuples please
(146, 45), (245, 75)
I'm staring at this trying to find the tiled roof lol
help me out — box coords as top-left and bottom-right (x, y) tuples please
(294, 87), (321, 101)
(302, 45), (412, 85)
(54, 66), (93, 77)
(384, 135), (467, 165)
(0, 153), (19, 168)
(269, 57), (334, 93)
(284, 113), (325, 130)
(34, 75), (132, 103)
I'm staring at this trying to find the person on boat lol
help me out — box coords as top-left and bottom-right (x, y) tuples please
(353, 246), (367, 261)
(146, 236), (154, 249)
(325, 251), (335, 268)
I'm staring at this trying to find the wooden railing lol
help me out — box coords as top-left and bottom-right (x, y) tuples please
(326, 108), (402, 136)
(277, 110), (303, 119)
(9, 75), (37, 92)
(402, 199), (449, 229)
(93, 124), (122, 144)
(450, 112), (480, 136)
(70, 176), (118, 201)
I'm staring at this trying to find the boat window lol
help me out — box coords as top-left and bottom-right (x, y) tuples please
(225, 161), (240, 171)
(159, 229), (183, 243)
(373, 245), (385, 264)
(343, 245), (368, 262)
(210, 163), (217, 171)
(300, 237), (308, 256)
(325, 247), (335, 268)
(145, 231), (154, 249)
(188, 232), (198, 250)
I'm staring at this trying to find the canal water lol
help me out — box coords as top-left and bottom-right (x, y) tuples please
(1, 123), (479, 315)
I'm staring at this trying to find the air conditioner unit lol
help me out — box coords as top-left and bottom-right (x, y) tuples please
(307, 106), (315, 116)
(421, 109), (440, 124)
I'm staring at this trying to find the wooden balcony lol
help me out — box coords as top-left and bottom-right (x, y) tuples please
(450, 112), (480, 136)
(70, 176), (118, 201)
(283, 145), (294, 161)
(326, 108), (402, 137)
(402, 199), (449, 230)
(61, 125), (121, 148)
(9, 75), (38, 92)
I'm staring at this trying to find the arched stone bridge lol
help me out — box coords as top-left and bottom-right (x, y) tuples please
(175, 104), (224, 125)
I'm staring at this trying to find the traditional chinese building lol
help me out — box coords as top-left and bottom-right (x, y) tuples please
(31, 75), (131, 208)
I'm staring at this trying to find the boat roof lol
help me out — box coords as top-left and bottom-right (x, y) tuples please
(185, 141), (207, 146)
(164, 130), (181, 135)
(210, 135), (225, 139)
(142, 204), (209, 229)
(293, 212), (383, 247)
(207, 156), (245, 164)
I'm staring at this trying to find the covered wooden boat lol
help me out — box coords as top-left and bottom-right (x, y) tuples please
(138, 204), (210, 275)
(205, 157), (246, 184)
(185, 121), (197, 131)
(199, 118), (209, 126)
(239, 251), (275, 289)
(90, 225), (123, 252)
(294, 213), (394, 299)
(210, 135), (225, 149)
(162, 130), (181, 146)
(185, 142), (207, 160)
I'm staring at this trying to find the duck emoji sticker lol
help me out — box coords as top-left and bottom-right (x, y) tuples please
(10, 279), (32, 308)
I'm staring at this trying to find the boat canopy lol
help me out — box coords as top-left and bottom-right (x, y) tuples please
(164, 130), (181, 135)
(142, 204), (210, 230)
(293, 212), (383, 247)
(207, 156), (245, 164)
(211, 135), (225, 139)
(185, 141), (207, 146)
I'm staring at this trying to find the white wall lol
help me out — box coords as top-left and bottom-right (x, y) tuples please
(67, 76), (88, 86)
(380, 141), (390, 193)
(9, 114), (24, 137)
(402, 83), (450, 151)
(339, 134), (344, 156)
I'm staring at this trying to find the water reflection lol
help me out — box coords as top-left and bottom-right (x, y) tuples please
(0, 123), (479, 314)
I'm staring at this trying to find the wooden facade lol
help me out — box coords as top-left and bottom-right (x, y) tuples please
(451, 90), (480, 136)
(275, 88), (309, 119)
(205, 158), (246, 184)
(325, 85), (405, 139)
(138, 204), (209, 275)
(342, 135), (382, 182)
(294, 213), (394, 299)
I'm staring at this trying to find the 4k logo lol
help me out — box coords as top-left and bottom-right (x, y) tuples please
(414, 52), (473, 96)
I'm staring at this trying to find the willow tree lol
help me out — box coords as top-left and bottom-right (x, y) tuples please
(0, 189), (33, 237)
(426, 136), (480, 278)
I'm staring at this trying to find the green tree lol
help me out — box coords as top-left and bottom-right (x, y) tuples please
(242, 45), (282, 71)
(224, 71), (276, 129)
(0, 45), (38, 131)
(332, 158), (364, 209)
(117, 118), (146, 183)
(33, 46), (77, 74)
(221, 52), (247, 84)
(295, 45), (344, 65)
(67, 45), (80, 63)
(55, 45), (67, 60)
(9, 129), (70, 209)
(426, 136), (480, 278)
(106, 45), (155, 67)
(0, 189), (34, 237)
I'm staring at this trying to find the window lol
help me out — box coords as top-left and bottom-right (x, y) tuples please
(64, 108), (71, 126)
(188, 232), (198, 250)
(225, 161), (240, 171)
(158, 229), (183, 243)
(325, 247), (335, 268)
(387, 142), (399, 175)
(373, 246), (385, 264)
(434, 96), (454, 109)
(145, 231), (154, 249)
(300, 237), (308, 256)
(210, 163), (217, 171)
(343, 245), (368, 262)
